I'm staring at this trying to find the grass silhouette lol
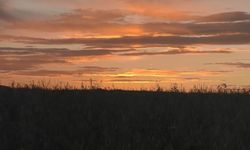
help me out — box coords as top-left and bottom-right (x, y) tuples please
(0, 84), (250, 149)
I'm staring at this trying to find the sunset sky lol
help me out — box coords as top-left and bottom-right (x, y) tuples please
(0, 0), (250, 89)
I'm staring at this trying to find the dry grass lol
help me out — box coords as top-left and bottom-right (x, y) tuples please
(0, 83), (250, 149)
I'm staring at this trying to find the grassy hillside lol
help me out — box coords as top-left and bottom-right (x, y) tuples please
(0, 86), (250, 150)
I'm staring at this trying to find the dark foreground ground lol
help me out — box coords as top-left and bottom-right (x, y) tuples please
(1, 86), (250, 150)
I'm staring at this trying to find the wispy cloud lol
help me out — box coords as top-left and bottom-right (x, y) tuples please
(108, 69), (230, 78)
(14, 66), (119, 77)
(10, 34), (249, 48)
(0, 46), (132, 56)
(0, 46), (131, 72)
(2, 9), (250, 36)
(197, 11), (250, 22)
(215, 62), (250, 68)
(0, 45), (232, 74)
(121, 49), (231, 56)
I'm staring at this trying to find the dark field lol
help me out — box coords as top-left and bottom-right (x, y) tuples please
(1, 86), (250, 150)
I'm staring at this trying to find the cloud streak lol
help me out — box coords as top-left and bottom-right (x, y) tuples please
(16, 34), (250, 47)
(3, 9), (250, 36)
(0, 46), (131, 72)
(121, 49), (231, 56)
(0, 45), (232, 75)
(14, 66), (119, 77)
(197, 11), (250, 22)
(0, 46), (132, 57)
(215, 62), (250, 68)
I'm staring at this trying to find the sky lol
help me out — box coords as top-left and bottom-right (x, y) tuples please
(0, 0), (250, 89)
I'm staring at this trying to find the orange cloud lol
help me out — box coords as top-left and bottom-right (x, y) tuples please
(126, 3), (191, 21)
(109, 69), (228, 78)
